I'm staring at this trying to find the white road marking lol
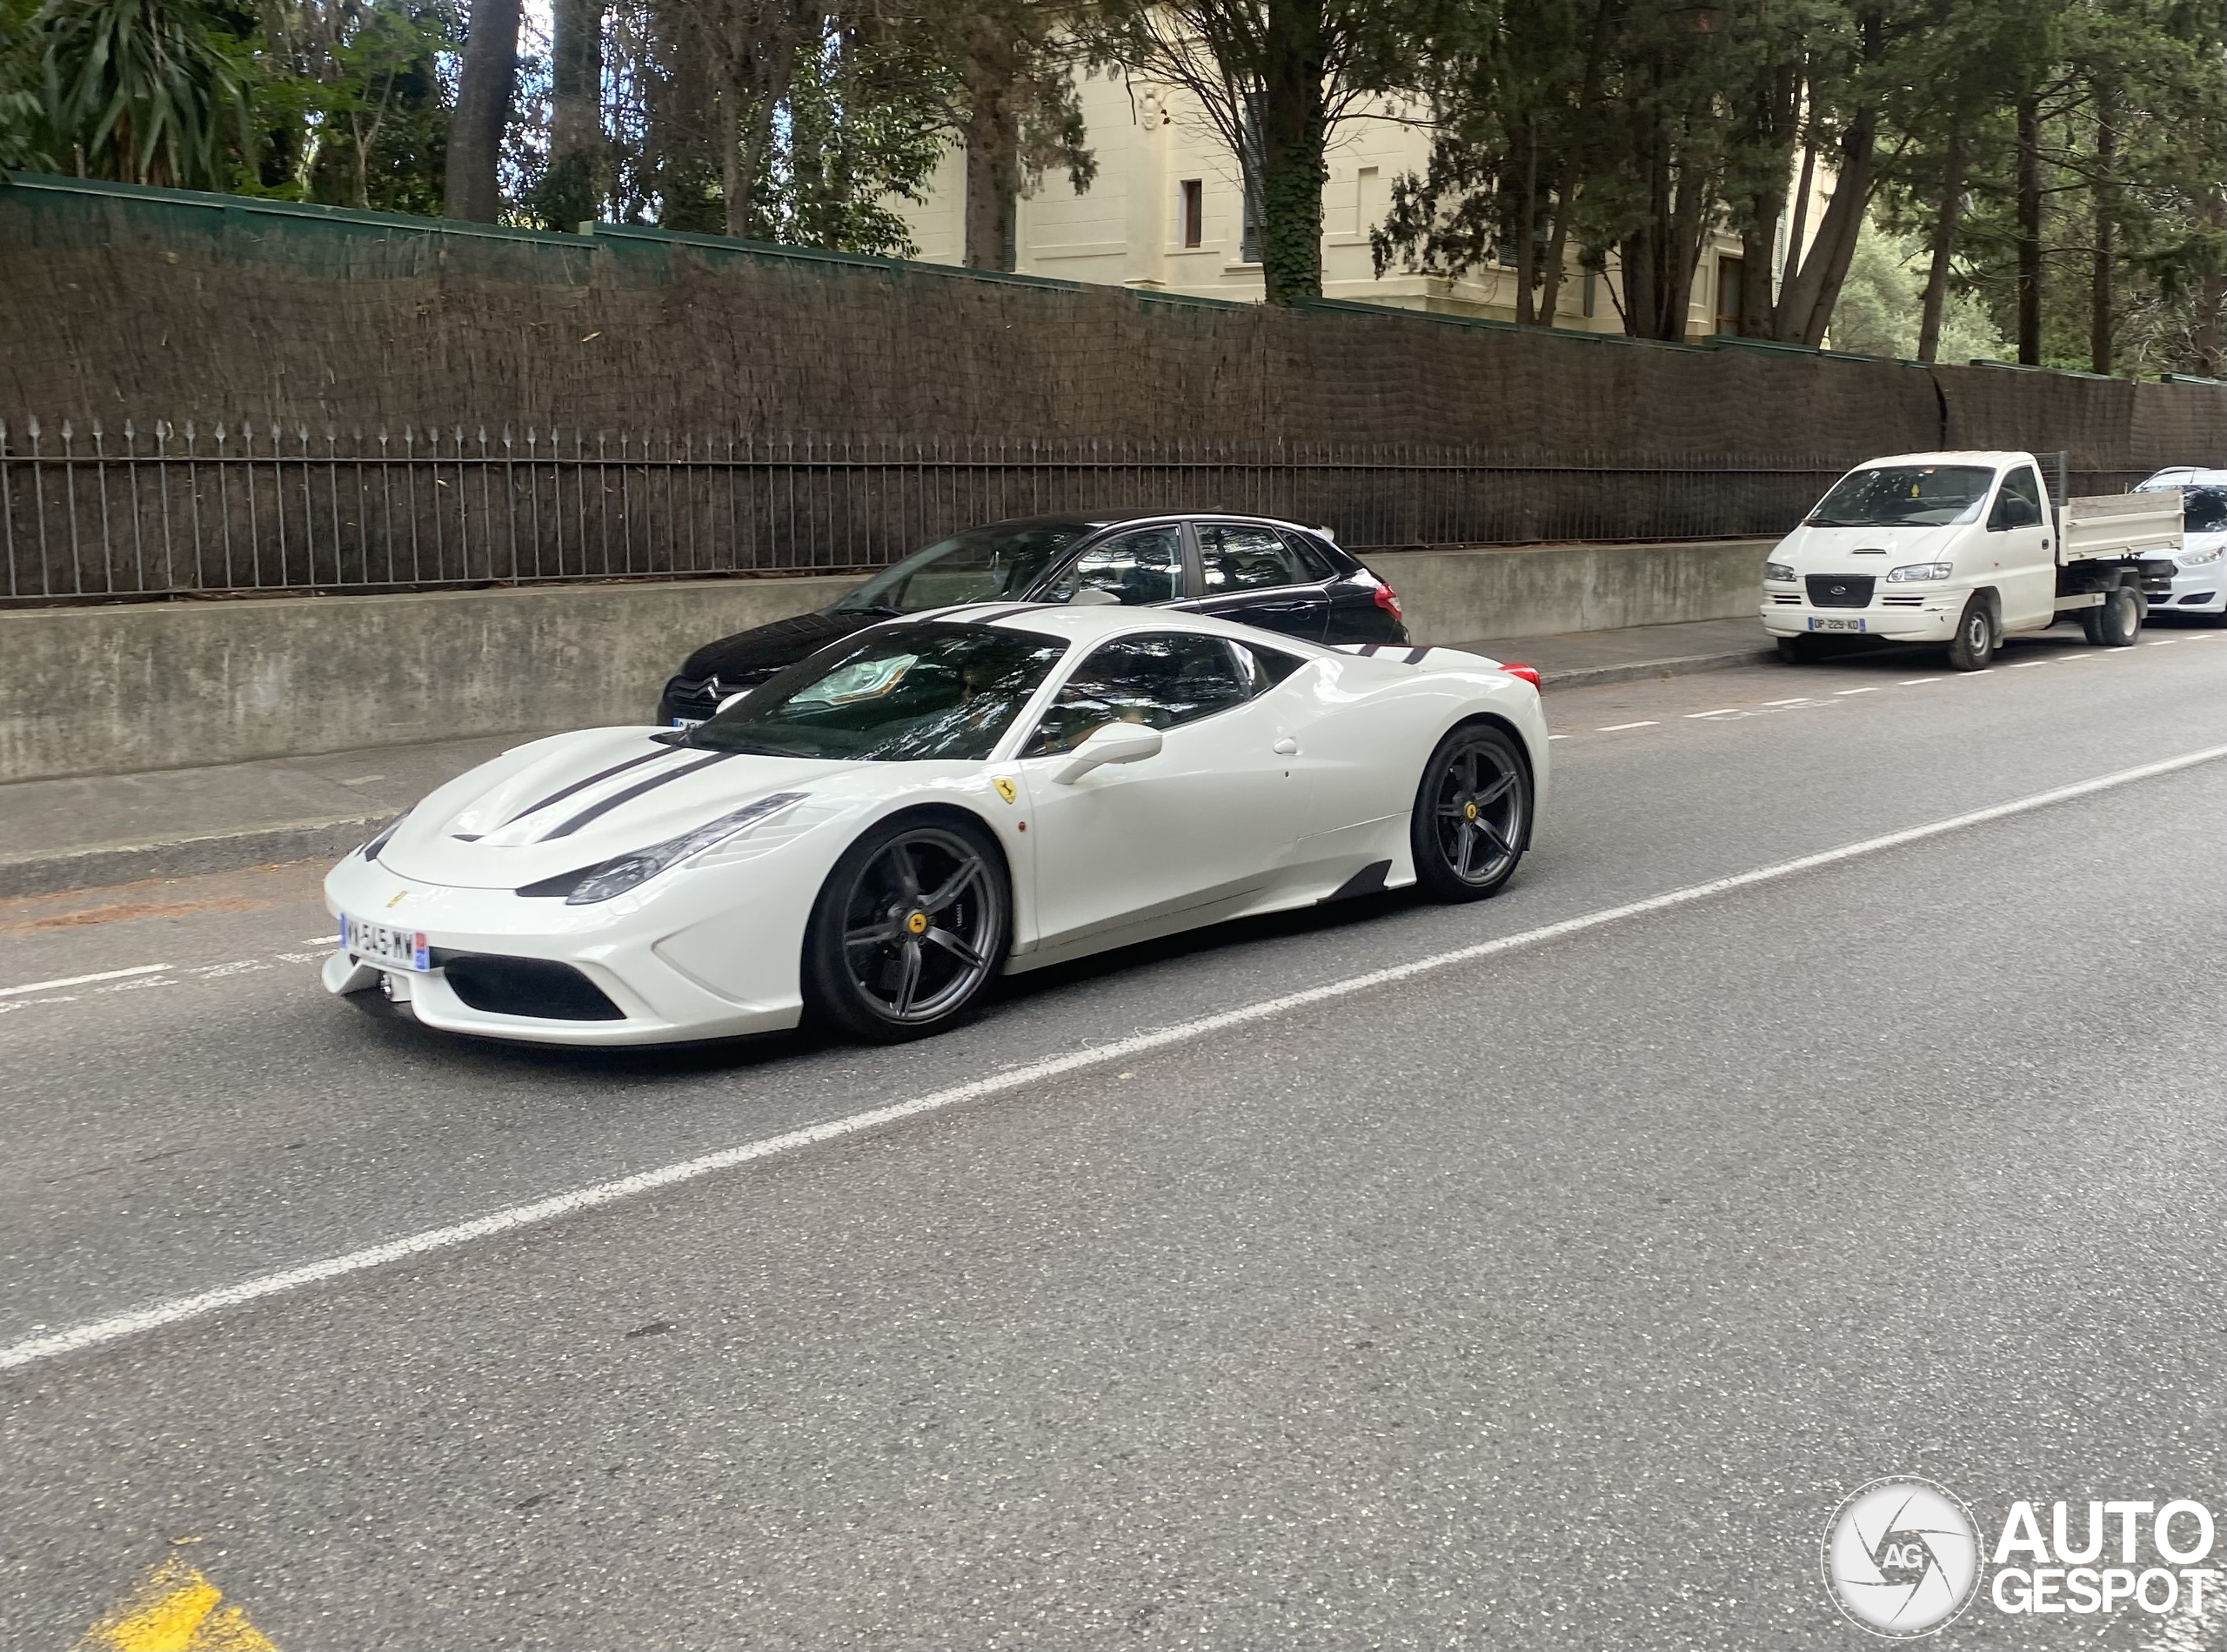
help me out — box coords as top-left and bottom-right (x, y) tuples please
(1763, 697), (1811, 706)
(8, 738), (2227, 1374)
(2150, 639), (2176, 645)
(1598, 721), (1659, 732)
(1835, 687), (1877, 695)
(2009, 660), (2046, 668)
(1548, 734), (1573, 741)
(0, 963), (172, 1000)
(1898, 678), (1941, 686)
(302, 936), (338, 946)
(1685, 709), (1740, 719)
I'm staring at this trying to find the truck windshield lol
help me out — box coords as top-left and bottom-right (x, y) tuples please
(1807, 465), (1996, 528)
(833, 523), (1093, 614)
(684, 623), (1068, 762)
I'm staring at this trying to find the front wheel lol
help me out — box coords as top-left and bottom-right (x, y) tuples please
(1411, 723), (1531, 902)
(803, 815), (1009, 1042)
(1946, 597), (1996, 671)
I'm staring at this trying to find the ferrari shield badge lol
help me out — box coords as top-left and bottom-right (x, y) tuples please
(993, 777), (1018, 804)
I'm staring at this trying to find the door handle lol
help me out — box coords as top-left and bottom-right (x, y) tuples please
(1273, 737), (1299, 755)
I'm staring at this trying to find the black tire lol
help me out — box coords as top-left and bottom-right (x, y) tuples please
(1411, 722), (1530, 902)
(2097, 585), (2141, 646)
(802, 813), (1009, 1042)
(1776, 635), (1820, 664)
(1946, 596), (1996, 671)
(2079, 603), (2108, 645)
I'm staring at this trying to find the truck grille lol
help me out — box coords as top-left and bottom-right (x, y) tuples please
(1806, 574), (1876, 609)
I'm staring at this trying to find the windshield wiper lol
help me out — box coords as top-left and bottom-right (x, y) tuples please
(835, 601), (904, 618)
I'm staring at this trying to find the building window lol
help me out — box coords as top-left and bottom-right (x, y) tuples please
(1180, 179), (1202, 248)
(1715, 256), (1745, 337)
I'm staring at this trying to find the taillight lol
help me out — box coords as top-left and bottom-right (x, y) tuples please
(1501, 664), (1542, 688)
(1374, 584), (1402, 619)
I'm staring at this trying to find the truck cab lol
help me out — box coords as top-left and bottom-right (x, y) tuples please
(1761, 450), (2182, 669)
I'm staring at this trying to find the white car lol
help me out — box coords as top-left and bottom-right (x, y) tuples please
(322, 605), (1549, 1045)
(2136, 467), (2227, 620)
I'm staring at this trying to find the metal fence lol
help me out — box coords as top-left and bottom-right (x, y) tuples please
(0, 417), (2156, 604)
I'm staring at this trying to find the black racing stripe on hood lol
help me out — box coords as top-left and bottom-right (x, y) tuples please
(542, 752), (737, 840)
(1404, 646), (1431, 664)
(498, 747), (672, 829)
(957, 605), (1040, 625)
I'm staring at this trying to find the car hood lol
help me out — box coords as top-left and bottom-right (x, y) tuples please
(678, 609), (874, 683)
(1776, 522), (1961, 568)
(376, 727), (861, 889)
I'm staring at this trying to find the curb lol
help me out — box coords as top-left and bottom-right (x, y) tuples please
(0, 813), (386, 900)
(1538, 646), (1778, 690)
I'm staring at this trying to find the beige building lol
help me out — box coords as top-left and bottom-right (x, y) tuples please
(893, 64), (1791, 342)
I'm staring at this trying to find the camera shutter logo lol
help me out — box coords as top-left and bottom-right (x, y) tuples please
(1822, 1477), (1984, 1637)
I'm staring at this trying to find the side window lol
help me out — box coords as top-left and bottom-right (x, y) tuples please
(1198, 523), (1314, 593)
(1275, 529), (1339, 581)
(1229, 639), (1309, 694)
(1023, 634), (1252, 756)
(1990, 467), (2046, 530)
(1047, 525), (1183, 605)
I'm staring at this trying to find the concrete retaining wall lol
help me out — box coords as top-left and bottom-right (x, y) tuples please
(1371, 538), (1767, 644)
(0, 537), (1769, 782)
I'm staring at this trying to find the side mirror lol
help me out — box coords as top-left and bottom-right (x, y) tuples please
(1052, 722), (1163, 786)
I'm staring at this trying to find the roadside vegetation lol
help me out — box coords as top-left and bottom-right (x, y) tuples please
(0, 0), (2221, 372)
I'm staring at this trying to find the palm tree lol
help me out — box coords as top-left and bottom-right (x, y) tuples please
(38, 0), (247, 187)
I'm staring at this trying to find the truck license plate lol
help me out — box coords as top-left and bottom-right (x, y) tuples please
(342, 914), (430, 971)
(1808, 617), (1866, 632)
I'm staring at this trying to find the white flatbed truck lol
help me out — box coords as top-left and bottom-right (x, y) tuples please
(1760, 450), (2184, 668)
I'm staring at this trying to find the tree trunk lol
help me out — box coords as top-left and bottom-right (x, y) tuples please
(445, 0), (523, 222)
(1537, 0), (1616, 329)
(2016, 91), (2043, 365)
(1513, 118), (1538, 324)
(2090, 90), (2116, 376)
(1257, 0), (1328, 306)
(2197, 186), (2227, 377)
(542, 0), (605, 230)
(1776, 136), (1816, 324)
(1916, 124), (1963, 363)
(963, 43), (1020, 269)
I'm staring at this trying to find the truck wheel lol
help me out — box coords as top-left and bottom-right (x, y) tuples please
(2097, 585), (2140, 646)
(1946, 597), (1995, 671)
(2079, 603), (2108, 645)
(1776, 635), (1819, 664)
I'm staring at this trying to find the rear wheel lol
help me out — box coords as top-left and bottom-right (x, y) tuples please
(803, 815), (1009, 1042)
(1410, 723), (1530, 902)
(1946, 596), (1996, 671)
(2097, 585), (2141, 646)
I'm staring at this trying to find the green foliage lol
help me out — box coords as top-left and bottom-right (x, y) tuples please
(1829, 217), (2007, 361)
(34, 0), (250, 186)
(2, 0), (51, 170)
(243, 0), (458, 211)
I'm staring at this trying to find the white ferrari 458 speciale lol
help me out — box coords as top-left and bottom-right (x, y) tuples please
(323, 604), (1549, 1044)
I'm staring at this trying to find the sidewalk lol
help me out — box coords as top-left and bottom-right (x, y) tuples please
(0, 616), (1775, 899)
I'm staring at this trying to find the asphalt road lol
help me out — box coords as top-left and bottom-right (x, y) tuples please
(5, 619), (2227, 1649)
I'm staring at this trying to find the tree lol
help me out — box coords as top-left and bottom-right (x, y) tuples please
(532, 0), (604, 227)
(445, 0), (519, 218)
(34, 0), (250, 186)
(936, 0), (1093, 269)
(1107, 0), (1428, 304)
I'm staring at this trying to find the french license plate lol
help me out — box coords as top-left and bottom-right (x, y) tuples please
(341, 913), (430, 971)
(671, 718), (703, 730)
(1809, 616), (1867, 632)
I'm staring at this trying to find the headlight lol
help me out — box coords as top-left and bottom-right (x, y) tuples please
(2180, 544), (2223, 566)
(359, 811), (411, 861)
(521, 793), (808, 905)
(1763, 562), (1796, 584)
(1885, 562), (1955, 583)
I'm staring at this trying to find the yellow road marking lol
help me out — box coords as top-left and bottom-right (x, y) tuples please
(77, 1556), (275, 1651)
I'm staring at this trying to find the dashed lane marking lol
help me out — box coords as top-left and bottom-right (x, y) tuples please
(76, 1555), (275, 1650)
(0, 964), (172, 1000)
(1899, 678), (1942, 686)
(1835, 687), (1878, 695)
(1597, 721), (1659, 732)
(1763, 697), (1811, 706)
(2009, 660), (2047, 668)
(1685, 709), (1741, 719)
(7, 738), (2227, 1375)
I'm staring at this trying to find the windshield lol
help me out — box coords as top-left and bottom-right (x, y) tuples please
(1807, 465), (1997, 528)
(685, 623), (1067, 762)
(2178, 486), (2227, 535)
(834, 523), (1095, 614)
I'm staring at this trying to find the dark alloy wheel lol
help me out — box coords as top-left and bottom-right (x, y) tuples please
(1411, 723), (1530, 901)
(804, 817), (1009, 1041)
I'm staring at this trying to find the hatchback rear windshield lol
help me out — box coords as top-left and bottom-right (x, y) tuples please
(833, 523), (1095, 615)
(685, 623), (1067, 761)
(1808, 465), (1997, 528)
